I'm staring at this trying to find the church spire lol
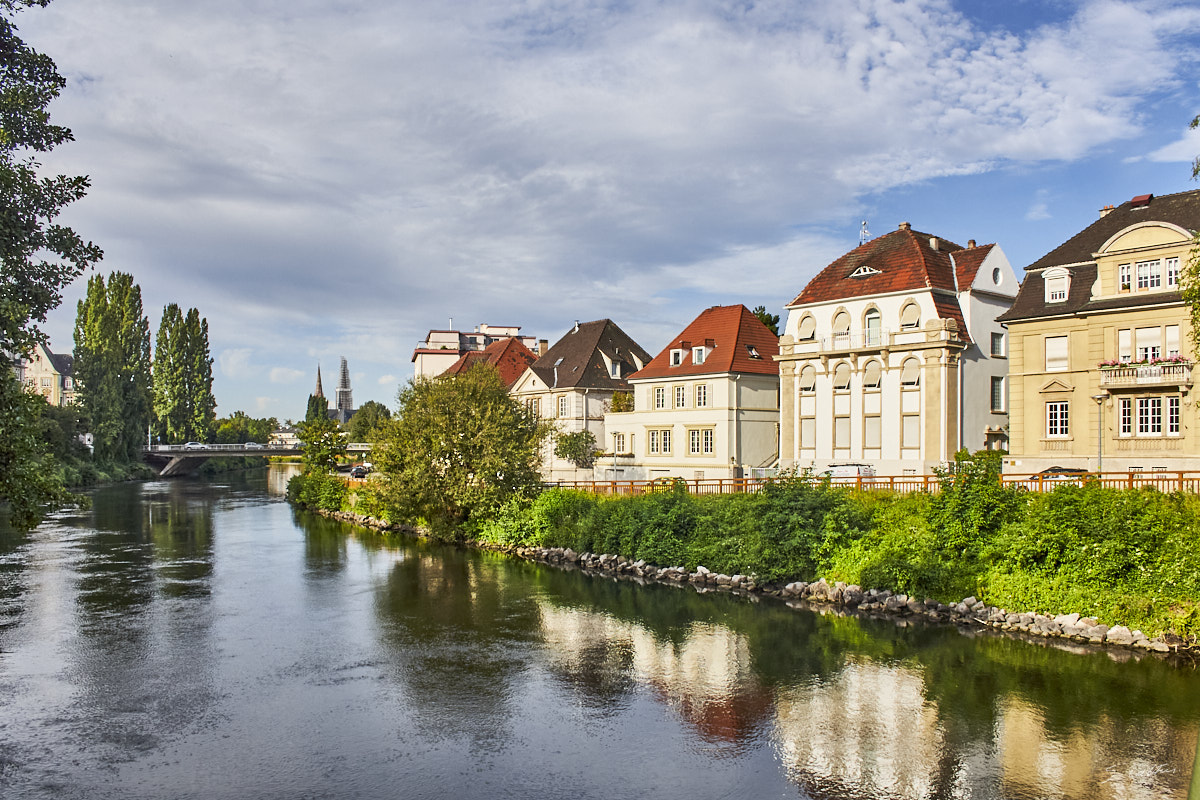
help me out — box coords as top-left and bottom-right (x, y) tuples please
(314, 364), (325, 398)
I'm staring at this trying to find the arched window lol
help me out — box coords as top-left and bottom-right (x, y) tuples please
(798, 364), (817, 392)
(797, 315), (816, 341)
(863, 360), (882, 389)
(900, 358), (920, 386)
(900, 302), (920, 330)
(833, 362), (851, 390)
(832, 311), (851, 333)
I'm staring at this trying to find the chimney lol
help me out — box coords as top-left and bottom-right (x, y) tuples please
(573, 320), (580, 333)
(1099, 204), (1115, 218)
(967, 239), (976, 249)
(537, 339), (548, 357)
(898, 221), (911, 231)
(929, 237), (940, 251)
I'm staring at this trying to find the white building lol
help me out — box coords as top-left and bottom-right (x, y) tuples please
(778, 223), (1018, 475)
(509, 319), (651, 481)
(603, 305), (780, 481)
(412, 323), (542, 379)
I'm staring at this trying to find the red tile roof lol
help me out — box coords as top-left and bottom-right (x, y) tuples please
(952, 243), (994, 289)
(630, 305), (779, 380)
(788, 225), (973, 306)
(442, 337), (536, 388)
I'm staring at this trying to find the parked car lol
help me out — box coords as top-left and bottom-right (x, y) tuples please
(350, 465), (371, 478)
(184, 441), (207, 450)
(244, 442), (264, 449)
(818, 463), (876, 483)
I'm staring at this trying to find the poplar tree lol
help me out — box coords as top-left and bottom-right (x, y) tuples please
(0, 0), (101, 527)
(73, 272), (152, 461)
(152, 304), (216, 443)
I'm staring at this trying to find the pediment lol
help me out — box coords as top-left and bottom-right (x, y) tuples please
(1039, 379), (1073, 394)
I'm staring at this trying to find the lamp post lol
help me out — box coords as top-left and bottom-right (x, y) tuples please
(1091, 393), (1108, 478)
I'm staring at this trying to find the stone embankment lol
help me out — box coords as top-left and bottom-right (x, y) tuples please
(308, 508), (1186, 659)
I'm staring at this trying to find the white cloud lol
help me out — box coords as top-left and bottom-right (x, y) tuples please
(377, 374), (397, 385)
(269, 367), (305, 384)
(21, 0), (1200, 416)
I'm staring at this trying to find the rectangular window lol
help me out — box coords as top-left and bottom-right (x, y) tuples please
(1046, 401), (1069, 437)
(692, 347), (706, 365)
(1168, 397), (1180, 435)
(990, 376), (1004, 412)
(1135, 327), (1161, 361)
(902, 415), (920, 448)
(674, 385), (686, 408)
(694, 384), (708, 407)
(1045, 336), (1068, 372)
(799, 418), (815, 449)
(661, 429), (672, 454)
(670, 350), (683, 366)
(702, 429), (713, 454)
(648, 430), (660, 454)
(1046, 276), (1068, 302)
(526, 397), (540, 417)
(610, 361), (621, 379)
(1119, 263), (1131, 291)
(1166, 257), (1180, 288)
(990, 332), (1005, 357)
(834, 417), (850, 450)
(1136, 260), (1161, 290)
(864, 416), (881, 449)
(558, 395), (568, 417)
(40, 377), (50, 387)
(1118, 329), (1131, 362)
(1138, 397), (1162, 435)
(1119, 398), (1132, 436)
(654, 387), (665, 409)
(1166, 325), (1180, 358)
(689, 429), (701, 455)
(613, 433), (625, 452)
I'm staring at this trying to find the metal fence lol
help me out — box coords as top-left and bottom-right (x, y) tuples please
(544, 471), (1200, 497)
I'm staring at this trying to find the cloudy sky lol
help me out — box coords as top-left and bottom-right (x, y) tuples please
(17, 0), (1200, 421)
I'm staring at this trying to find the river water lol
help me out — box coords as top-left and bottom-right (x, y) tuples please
(1, 467), (1199, 799)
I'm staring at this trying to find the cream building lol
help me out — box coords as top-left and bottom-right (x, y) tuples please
(778, 223), (1018, 474)
(19, 342), (76, 406)
(998, 191), (1197, 474)
(602, 304), (780, 481)
(509, 319), (650, 481)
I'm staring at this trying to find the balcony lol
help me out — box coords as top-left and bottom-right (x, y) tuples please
(1098, 362), (1192, 390)
(789, 326), (965, 356)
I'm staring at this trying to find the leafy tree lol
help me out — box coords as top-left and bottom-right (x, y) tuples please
(297, 413), (346, 474)
(346, 399), (390, 442)
(0, 0), (101, 527)
(73, 272), (152, 461)
(374, 365), (552, 540)
(752, 305), (780, 336)
(37, 396), (90, 461)
(305, 393), (329, 423)
(609, 391), (633, 413)
(214, 411), (277, 444)
(554, 429), (598, 469)
(152, 303), (216, 443)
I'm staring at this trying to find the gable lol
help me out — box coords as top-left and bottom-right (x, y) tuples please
(1039, 379), (1073, 394)
(1098, 221), (1194, 255)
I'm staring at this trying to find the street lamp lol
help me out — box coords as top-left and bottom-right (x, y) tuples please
(1092, 392), (1108, 477)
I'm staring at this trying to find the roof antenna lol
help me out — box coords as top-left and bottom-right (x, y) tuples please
(859, 220), (870, 246)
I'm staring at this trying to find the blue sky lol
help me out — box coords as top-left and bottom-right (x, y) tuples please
(16, 0), (1200, 422)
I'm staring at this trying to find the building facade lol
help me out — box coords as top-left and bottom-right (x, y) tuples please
(778, 223), (1017, 475)
(20, 343), (76, 406)
(509, 319), (650, 481)
(412, 323), (542, 379)
(998, 191), (1197, 474)
(602, 305), (780, 481)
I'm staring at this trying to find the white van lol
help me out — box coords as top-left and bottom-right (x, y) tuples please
(818, 463), (876, 483)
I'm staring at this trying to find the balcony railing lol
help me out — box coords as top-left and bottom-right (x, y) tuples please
(790, 326), (964, 355)
(1098, 362), (1192, 388)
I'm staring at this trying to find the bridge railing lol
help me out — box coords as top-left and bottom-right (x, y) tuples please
(144, 443), (299, 452)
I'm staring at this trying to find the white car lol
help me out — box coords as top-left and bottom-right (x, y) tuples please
(184, 441), (207, 450)
(244, 442), (264, 449)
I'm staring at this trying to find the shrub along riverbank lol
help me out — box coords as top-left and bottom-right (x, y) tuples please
(289, 451), (1200, 643)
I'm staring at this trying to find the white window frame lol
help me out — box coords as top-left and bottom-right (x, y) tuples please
(1045, 336), (1068, 373)
(1137, 397), (1162, 435)
(1168, 397), (1180, 435)
(654, 387), (665, 409)
(990, 376), (1004, 412)
(1166, 257), (1180, 288)
(1119, 263), (1131, 291)
(702, 429), (713, 454)
(1119, 398), (1132, 436)
(990, 332), (1005, 357)
(694, 383), (708, 407)
(613, 433), (625, 453)
(674, 385), (686, 408)
(1046, 401), (1069, 438)
(692, 347), (706, 365)
(1136, 260), (1161, 290)
(670, 349), (683, 366)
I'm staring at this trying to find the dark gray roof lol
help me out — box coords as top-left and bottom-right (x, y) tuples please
(46, 348), (73, 376)
(529, 319), (652, 391)
(1028, 190), (1200, 271)
(1000, 189), (1199, 324)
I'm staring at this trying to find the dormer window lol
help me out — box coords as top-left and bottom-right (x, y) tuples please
(692, 347), (706, 365)
(745, 345), (762, 359)
(849, 264), (881, 278)
(1136, 260), (1161, 290)
(610, 361), (621, 378)
(669, 349), (684, 366)
(1043, 268), (1070, 303)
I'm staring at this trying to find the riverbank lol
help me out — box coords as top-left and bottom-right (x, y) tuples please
(301, 503), (1196, 664)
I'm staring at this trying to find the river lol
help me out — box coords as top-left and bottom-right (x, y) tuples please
(1, 466), (1198, 799)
